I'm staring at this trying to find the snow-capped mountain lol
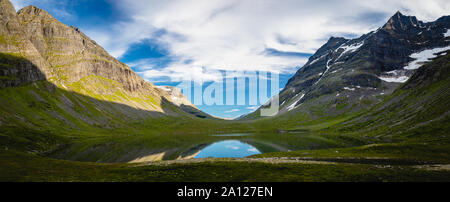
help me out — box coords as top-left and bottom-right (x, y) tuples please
(243, 12), (450, 120)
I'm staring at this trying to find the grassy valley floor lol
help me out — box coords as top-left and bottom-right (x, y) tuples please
(1, 102), (449, 182)
(1, 115), (449, 182)
(1, 53), (449, 182)
(1, 150), (449, 182)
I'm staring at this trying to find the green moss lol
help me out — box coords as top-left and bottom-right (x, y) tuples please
(68, 75), (161, 108)
(91, 54), (114, 64)
(0, 75), (17, 81)
(0, 35), (21, 47)
(0, 52), (27, 72)
(0, 35), (7, 45)
(53, 37), (70, 42)
(0, 52), (25, 61)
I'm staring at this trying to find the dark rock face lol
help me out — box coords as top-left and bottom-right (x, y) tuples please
(246, 12), (450, 120)
(0, 53), (47, 88)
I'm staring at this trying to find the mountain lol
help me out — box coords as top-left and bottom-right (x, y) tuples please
(341, 48), (450, 139)
(0, 0), (212, 132)
(242, 11), (450, 120)
(0, 0), (449, 182)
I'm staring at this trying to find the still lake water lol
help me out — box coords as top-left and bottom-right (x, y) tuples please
(118, 132), (341, 163)
(57, 132), (342, 163)
(194, 140), (261, 158)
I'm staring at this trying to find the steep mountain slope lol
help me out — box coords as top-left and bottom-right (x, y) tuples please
(339, 49), (450, 141)
(0, 0), (211, 131)
(243, 12), (450, 120)
(254, 50), (450, 163)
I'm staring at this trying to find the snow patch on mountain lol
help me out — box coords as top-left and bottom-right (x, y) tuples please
(379, 76), (409, 83)
(335, 41), (365, 61)
(309, 53), (328, 65)
(387, 70), (401, 75)
(314, 59), (332, 85)
(378, 69), (410, 83)
(444, 29), (450, 37)
(404, 46), (450, 70)
(286, 93), (305, 111)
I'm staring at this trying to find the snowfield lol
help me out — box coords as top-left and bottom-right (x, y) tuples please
(404, 46), (450, 70)
(314, 59), (332, 85)
(286, 93), (305, 111)
(339, 41), (364, 55)
(309, 53), (328, 65)
(335, 41), (365, 61)
(378, 70), (410, 83)
(379, 76), (409, 83)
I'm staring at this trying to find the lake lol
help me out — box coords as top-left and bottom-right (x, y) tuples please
(194, 140), (262, 158)
(54, 132), (342, 163)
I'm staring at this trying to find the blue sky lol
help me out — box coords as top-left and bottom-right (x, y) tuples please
(10, 0), (450, 118)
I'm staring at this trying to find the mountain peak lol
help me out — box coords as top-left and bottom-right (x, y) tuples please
(19, 5), (43, 13)
(17, 5), (54, 20)
(383, 11), (422, 31)
(394, 10), (404, 17)
(0, 0), (18, 19)
(327, 36), (346, 42)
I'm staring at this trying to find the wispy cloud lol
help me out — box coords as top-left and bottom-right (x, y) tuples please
(225, 145), (240, 150)
(101, 0), (450, 82)
(10, 0), (27, 10)
(225, 109), (240, 113)
(11, 0), (450, 83)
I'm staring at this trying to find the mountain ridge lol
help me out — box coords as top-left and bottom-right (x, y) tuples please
(242, 11), (450, 120)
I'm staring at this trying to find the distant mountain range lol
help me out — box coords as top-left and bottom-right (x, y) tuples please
(242, 11), (450, 120)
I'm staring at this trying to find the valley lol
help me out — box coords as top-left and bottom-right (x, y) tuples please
(0, 0), (449, 182)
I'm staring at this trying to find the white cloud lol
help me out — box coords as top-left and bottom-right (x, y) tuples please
(225, 109), (240, 113)
(10, 0), (26, 10)
(13, 0), (450, 82)
(99, 0), (450, 82)
(225, 145), (240, 150)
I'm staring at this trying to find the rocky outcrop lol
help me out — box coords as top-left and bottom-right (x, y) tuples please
(156, 86), (195, 107)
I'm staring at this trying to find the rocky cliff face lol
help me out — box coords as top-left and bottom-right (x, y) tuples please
(0, 0), (205, 128)
(244, 12), (450, 120)
(0, 0), (53, 87)
(17, 5), (148, 92)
